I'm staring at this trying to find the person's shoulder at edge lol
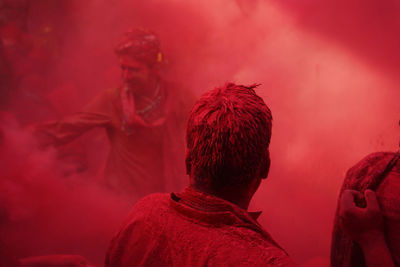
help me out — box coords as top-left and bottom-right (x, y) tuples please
(348, 151), (394, 170)
(344, 151), (396, 184)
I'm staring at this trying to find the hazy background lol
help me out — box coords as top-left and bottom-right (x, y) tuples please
(1, 0), (399, 266)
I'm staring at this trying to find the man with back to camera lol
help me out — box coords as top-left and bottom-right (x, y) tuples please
(34, 28), (192, 197)
(105, 82), (296, 266)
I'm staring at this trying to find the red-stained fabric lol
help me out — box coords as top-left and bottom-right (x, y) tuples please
(114, 28), (162, 67)
(34, 82), (192, 197)
(19, 254), (92, 267)
(331, 152), (400, 267)
(105, 186), (295, 267)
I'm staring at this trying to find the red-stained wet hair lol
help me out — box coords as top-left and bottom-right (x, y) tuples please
(186, 83), (272, 191)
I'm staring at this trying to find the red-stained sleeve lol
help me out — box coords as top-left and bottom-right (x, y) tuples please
(34, 89), (115, 147)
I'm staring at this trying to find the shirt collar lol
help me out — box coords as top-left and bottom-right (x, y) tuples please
(170, 186), (263, 224)
(169, 186), (284, 253)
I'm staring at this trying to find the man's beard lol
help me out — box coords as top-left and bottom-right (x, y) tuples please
(124, 79), (146, 91)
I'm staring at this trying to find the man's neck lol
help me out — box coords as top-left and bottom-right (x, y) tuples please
(190, 184), (251, 210)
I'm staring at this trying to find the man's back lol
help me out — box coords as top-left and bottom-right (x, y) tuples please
(105, 187), (294, 267)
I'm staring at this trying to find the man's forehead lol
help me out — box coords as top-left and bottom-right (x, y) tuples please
(119, 56), (146, 68)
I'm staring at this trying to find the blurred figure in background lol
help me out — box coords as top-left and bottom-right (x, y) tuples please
(0, 14), (61, 124)
(331, 151), (400, 266)
(0, 0), (29, 108)
(0, 0), (29, 31)
(0, 39), (12, 108)
(6, 21), (63, 126)
(35, 28), (193, 198)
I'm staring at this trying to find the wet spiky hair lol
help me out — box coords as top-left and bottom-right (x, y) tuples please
(186, 82), (272, 190)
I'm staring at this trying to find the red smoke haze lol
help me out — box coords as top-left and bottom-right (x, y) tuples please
(1, 0), (399, 266)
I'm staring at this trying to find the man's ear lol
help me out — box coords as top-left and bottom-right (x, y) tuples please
(260, 150), (270, 179)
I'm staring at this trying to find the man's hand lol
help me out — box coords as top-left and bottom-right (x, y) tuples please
(339, 189), (384, 245)
(339, 189), (395, 267)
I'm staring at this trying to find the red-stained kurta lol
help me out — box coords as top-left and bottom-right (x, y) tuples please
(35, 82), (191, 197)
(105, 186), (295, 267)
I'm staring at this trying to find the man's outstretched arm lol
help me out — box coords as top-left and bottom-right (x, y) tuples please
(33, 90), (113, 147)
